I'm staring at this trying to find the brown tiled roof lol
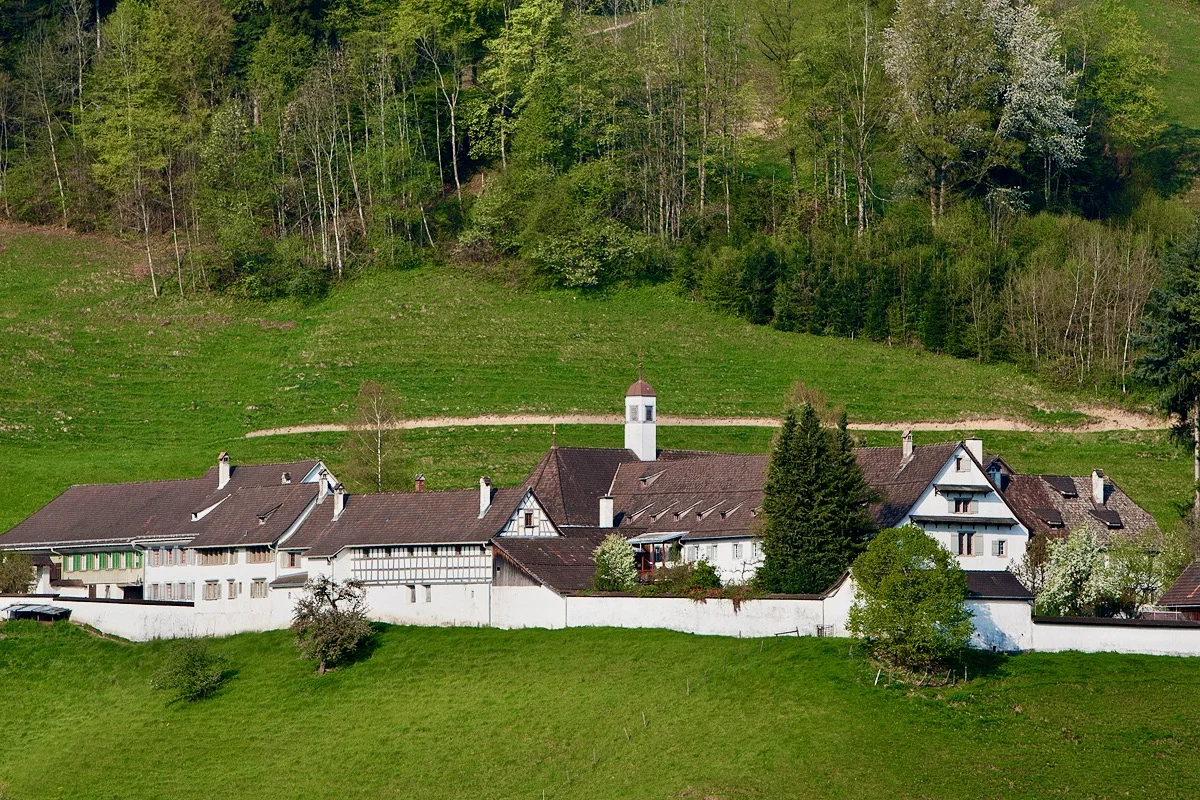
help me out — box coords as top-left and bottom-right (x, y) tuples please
(1160, 561), (1200, 608)
(855, 442), (961, 528)
(182, 484), (319, 549)
(1002, 475), (1159, 546)
(492, 530), (611, 593)
(270, 572), (308, 588)
(0, 458), (326, 551)
(0, 478), (215, 549)
(522, 447), (640, 526)
(610, 454), (767, 541)
(965, 571), (1033, 600)
(288, 487), (528, 558)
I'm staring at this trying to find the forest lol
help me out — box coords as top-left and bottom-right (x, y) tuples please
(0, 0), (1195, 390)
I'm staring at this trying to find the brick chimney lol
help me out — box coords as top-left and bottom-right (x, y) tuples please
(479, 476), (493, 518)
(218, 452), (230, 490)
(599, 495), (614, 528)
(333, 483), (346, 520)
(902, 430), (914, 461)
(1092, 469), (1106, 505)
(414, 473), (425, 493)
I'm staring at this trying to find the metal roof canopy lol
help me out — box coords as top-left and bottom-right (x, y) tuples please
(6, 604), (71, 618)
(626, 531), (687, 545)
(935, 483), (991, 494)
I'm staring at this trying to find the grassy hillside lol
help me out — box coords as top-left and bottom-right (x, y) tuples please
(0, 225), (1191, 533)
(1, 622), (1198, 800)
(1128, 0), (1200, 129)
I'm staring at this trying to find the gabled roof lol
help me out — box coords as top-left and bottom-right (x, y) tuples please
(855, 442), (961, 528)
(286, 487), (528, 558)
(522, 447), (641, 526)
(199, 460), (323, 490)
(1160, 561), (1200, 608)
(492, 530), (611, 594)
(182, 484), (319, 549)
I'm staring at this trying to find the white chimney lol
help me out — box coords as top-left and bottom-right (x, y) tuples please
(902, 430), (914, 461)
(218, 452), (231, 490)
(600, 495), (614, 528)
(333, 483), (346, 520)
(281, 471), (291, 485)
(965, 437), (983, 464)
(479, 477), (493, 518)
(1092, 469), (1106, 506)
(317, 468), (329, 503)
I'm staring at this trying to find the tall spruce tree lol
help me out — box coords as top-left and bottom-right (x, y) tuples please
(759, 404), (876, 594)
(1138, 218), (1200, 512)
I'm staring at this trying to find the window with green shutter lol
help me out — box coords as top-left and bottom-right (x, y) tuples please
(71, 554), (80, 571)
(84, 554), (93, 571)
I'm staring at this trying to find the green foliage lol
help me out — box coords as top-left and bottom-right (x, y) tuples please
(758, 404), (875, 594)
(291, 576), (374, 674)
(593, 533), (637, 591)
(1038, 527), (1116, 616)
(847, 526), (973, 669)
(149, 639), (231, 703)
(0, 550), (33, 594)
(690, 560), (722, 590)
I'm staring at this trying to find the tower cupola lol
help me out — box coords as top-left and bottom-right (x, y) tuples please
(624, 371), (657, 461)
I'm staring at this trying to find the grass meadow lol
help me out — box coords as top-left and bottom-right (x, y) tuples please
(1, 621), (1198, 800)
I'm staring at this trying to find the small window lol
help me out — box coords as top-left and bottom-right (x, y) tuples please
(98, 553), (108, 570)
(955, 457), (965, 472)
(204, 581), (219, 601)
(408, 585), (417, 603)
(165, 583), (174, 601)
(424, 585), (433, 602)
(384, 547), (393, 558)
(992, 539), (1007, 557)
(752, 541), (763, 560)
(953, 498), (972, 514)
(644, 405), (655, 422)
(227, 579), (237, 599)
(251, 579), (267, 599)
(523, 511), (534, 528)
(733, 543), (742, 559)
(627, 405), (638, 422)
(688, 545), (700, 561)
(149, 584), (159, 600)
(957, 532), (974, 556)
(707, 544), (718, 561)
(407, 547), (415, 556)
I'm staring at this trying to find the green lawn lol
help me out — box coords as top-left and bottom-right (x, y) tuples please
(0, 226), (1190, 533)
(0, 621), (1197, 799)
(1127, 0), (1200, 129)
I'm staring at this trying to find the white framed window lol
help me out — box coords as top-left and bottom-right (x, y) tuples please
(185, 582), (194, 601)
(250, 579), (267, 599)
(752, 541), (763, 560)
(149, 583), (159, 600)
(408, 585), (417, 603)
(165, 583), (174, 601)
(957, 532), (974, 556)
(953, 498), (973, 514)
(644, 405), (655, 422)
(151, 549), (162, 567)
(227, 579), (238, 599)
(203, 581), (219, 601)
(627, 405), (637, 422)
(706, 544), (719, 561)
(992, 539), (1007, 557)
(733, 543), (742, 559)
(688, 545), (700, 561)
(955, 456), (966, 472)
(424, 585), (432, 603)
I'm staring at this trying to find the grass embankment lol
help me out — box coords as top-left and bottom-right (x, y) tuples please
(0, 622), (1197, 799)
(0, 226), (1188, 531)
(1127, 0), (1200, 129)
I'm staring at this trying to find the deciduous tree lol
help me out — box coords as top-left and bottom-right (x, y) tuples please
(292, 575), (373, 674)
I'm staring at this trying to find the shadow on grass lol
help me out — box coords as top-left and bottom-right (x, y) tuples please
(957, 648), (1010, 682)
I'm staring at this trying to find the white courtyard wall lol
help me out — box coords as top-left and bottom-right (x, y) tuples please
(1031, 618), (1200, 656)
(491, 585), (567, 629)
(969, 599), (1033, 651)
(563, 595), (828, 638)
(362, 583), (491, 627)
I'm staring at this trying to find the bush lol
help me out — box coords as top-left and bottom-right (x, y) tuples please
(847, 526), (973, 669)
(690, 560), (722, 590)
(150, 640), (230, 703)
(593, 534), (637, 591)
(0, 551), (33, 594)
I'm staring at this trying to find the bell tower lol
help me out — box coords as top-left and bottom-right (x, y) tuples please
(624, 366), (657, 461)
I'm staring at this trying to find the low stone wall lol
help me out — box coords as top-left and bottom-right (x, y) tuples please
(1031, 616), (1200, 656)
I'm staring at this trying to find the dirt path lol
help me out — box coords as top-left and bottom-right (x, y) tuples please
(244, 406), (1166, 438)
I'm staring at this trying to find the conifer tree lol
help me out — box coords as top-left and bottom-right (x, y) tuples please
(759, 404), (876, 594)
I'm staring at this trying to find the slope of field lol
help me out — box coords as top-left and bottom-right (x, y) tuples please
(1127, 0), (1200, 129)
(6, 225), (1165, 529)
(0, 622), (1198, 800)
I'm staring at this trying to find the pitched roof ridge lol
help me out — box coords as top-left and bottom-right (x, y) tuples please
(64, 475), (210, 489)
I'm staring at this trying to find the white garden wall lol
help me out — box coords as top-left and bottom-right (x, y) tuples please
(364, 582), (491, 627)
(1031, 617), (1200, 656)
(491, 585), (567, 629)
(563, 595), (828, 638)
(969, 599), (1033, 651)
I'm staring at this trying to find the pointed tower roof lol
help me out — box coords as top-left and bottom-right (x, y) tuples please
(626, 379), (656, 397)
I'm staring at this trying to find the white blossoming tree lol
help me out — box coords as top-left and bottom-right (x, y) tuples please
(1038, 528), (1118, 616)
(593, 534), (637, 592)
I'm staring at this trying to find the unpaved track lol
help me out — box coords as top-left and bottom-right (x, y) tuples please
(245, 406), (1166, 438)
